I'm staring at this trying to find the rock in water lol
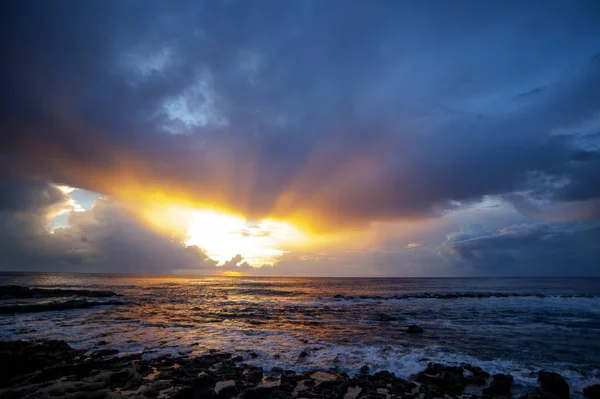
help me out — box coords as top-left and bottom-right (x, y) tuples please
(538, 371), (569, 399)
(483, 373), (513, 396)
(412, 363), (468, 395)
(377, 312), (395, 321)
(406, 324), (424, 333)
(522, 370), (570, 399)
(584, 384), (600, 399)
(91, 348), (119, 358)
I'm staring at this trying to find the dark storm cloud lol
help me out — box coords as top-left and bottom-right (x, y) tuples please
(440, 222), (600, 276)
(1, 0), (600, 228)
(0, 180), (218, 273)
(0, 180), (68, 212)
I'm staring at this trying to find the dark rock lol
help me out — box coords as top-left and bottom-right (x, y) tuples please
(584, 384), (600, 399)
(377, 313), (395, 321)
(334, 294), (344, 299)
(521, 371), (570, 399)
(360, 365), (370, 375)
(91, 348), (119, 358)
(406, 325), (424, 334)
(142, 387), (159, 397)
(218, 384), (239, 398)
(108, 370), (134, 388)
(269, 389), (292, 398)
(372, 370), (395, 383)
(172, 386), (200, 399)
(247, 368), (263, 383)
(298, 350), (309, 359)
(240, 387), (277, 399)
(271, 366), (284, 373)
(483, 373), (513, 397)
(463, 364), (491, 385)
(411, 363), (467, 395)
(193, 373), (216, 389)
(538, 371), (569, 399)
(0, 340), (78, 385)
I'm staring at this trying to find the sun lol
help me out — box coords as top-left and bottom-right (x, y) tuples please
(184, 209), (305, 266)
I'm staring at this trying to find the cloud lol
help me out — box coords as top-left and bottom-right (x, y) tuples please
(1, 1), (600, 231)
(221, 254), (250, 270)
(0, 180), (217, 273)
(1, 2), (600, 275)
(440, 222), (600, 276)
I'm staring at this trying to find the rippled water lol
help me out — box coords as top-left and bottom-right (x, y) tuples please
(1, 273), (599, 396)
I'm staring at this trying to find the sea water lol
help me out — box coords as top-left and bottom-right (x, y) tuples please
(0, 273), (598, 397)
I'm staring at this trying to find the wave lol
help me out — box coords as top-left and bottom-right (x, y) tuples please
(0, 299), (126, 314)
(0, 285), (120, 299)
(331, 292), (598, 301)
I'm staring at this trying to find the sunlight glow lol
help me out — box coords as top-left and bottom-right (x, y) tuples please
(185, 210), (306, 266)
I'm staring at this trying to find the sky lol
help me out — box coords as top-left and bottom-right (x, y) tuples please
(1, 0), (600, 276)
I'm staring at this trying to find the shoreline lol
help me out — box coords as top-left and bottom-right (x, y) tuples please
(0, 340), (597, 399)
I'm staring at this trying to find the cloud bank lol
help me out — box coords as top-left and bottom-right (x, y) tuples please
(1, 1), (599, 275)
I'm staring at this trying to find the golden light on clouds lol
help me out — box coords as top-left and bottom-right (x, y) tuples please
(185, 209), (307, 266)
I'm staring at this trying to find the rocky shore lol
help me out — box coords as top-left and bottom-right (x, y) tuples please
(0, 340), (598, 399)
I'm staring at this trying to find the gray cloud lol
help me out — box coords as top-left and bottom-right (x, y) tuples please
(0, 180), (217, 273)
(440, 222), (600, 276)
(1, 1), (600, 275)
(0, 1), (599, 229)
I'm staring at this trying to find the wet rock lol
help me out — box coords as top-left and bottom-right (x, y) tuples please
(377, 313), (395, 321)
(246, 368), (263, 383)
(538, 371), (570, 399)
(406, 325), (424, 334)
(412, 363), (467, 395)
(240, 387), (277, 399)
(483, 373), (513, 397)
(193, 373), (216, 389)
(108, 369), (134, 388)
(91, 348), (119, 358)
(584, 384), (600, 399)
(217, 383), (239, 398)
(298, 350), (309, 359)
(334, 294), (345, 299)
(268, 389), (292, 398)
(360, 365), (370, 375)
(521, 371), (570, 399)
(172, 386), (200, 399)
(271, 366), (284, 374)
(372, 370), (395, 384)
(463, 364), (491, 385)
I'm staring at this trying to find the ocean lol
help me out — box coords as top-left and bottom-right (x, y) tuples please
(1, 273), (599, 397)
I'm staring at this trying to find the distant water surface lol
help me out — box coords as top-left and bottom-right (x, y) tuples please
(0, 273), (599, 396)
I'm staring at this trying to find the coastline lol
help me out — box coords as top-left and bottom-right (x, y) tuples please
(1, 339), (597, 399)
